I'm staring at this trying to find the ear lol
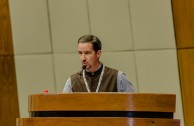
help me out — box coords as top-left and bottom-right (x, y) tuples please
(96, 50), (101, 58)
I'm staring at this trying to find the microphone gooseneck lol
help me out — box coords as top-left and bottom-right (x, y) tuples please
(69, 65), (86, 92)
(78, 65), (86, 75)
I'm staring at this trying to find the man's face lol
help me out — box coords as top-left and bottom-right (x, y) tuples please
(77, 42), (101, 71)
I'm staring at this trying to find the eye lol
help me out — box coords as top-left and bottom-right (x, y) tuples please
(78, 51), (82, 55)
(84, 51), (92, 55)
(85, 51), (89, 54)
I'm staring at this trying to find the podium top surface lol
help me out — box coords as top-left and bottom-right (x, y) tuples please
(29, 93), (176, 112)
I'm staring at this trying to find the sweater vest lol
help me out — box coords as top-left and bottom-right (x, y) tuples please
(70, 66), (118, 92)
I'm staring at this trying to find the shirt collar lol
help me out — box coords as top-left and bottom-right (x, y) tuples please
(85, 63), (103, 77)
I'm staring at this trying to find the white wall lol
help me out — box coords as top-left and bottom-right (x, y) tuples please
(9, 0), (184, 125)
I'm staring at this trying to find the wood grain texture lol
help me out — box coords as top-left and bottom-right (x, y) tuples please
(172, 0), (194, 125)
(177, 49), (194, 126)
(0, 0), (19, 126)
(29, 93), (176, 112)
(171, 0), (194, 48)
(16, 117), (180, 126)
(0, 56), (19, 126)
(0, 0), (14, 55)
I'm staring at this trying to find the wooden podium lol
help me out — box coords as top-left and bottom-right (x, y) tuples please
(16, 93), (180, 126)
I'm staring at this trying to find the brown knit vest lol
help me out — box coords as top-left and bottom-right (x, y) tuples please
(71, 66), (118, 92)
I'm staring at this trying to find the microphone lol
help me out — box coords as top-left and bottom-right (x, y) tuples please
(78, 64), (86, 75)
(69, 65), (86, 92)
(82, 64), (86, 70)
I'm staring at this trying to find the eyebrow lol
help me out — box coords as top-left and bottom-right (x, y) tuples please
(78, 51), (93, 53)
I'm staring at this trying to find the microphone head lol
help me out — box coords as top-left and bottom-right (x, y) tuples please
(82, 65), (86, 70)
(78, 65), (86, 76)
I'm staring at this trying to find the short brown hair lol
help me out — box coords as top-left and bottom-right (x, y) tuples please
(78, 35), (102, 52)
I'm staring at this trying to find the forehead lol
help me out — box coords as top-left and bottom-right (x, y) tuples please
(77, 43), (93, 51)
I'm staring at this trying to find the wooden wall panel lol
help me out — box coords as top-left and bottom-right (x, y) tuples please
(0, 57), (19, 126)
(172, 0), (194, 126)
(0, 0), (13, 55)
(177, 49), (194, 126)
(172, 0), (194, 48)
(0, 0), (19, 126)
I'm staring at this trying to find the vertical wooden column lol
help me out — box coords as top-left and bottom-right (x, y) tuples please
(172, 0), (194, 126)
(0, 0), (20, 126)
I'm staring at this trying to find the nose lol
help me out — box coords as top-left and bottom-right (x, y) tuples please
(81, 54), (86, 61)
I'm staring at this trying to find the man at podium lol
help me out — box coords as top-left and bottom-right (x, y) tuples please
(63, 35), (135, 92)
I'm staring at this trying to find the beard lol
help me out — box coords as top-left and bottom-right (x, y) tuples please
(86, 65), (91, 71)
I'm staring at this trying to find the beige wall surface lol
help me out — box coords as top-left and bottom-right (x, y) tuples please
(9, 0), (184, 126)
